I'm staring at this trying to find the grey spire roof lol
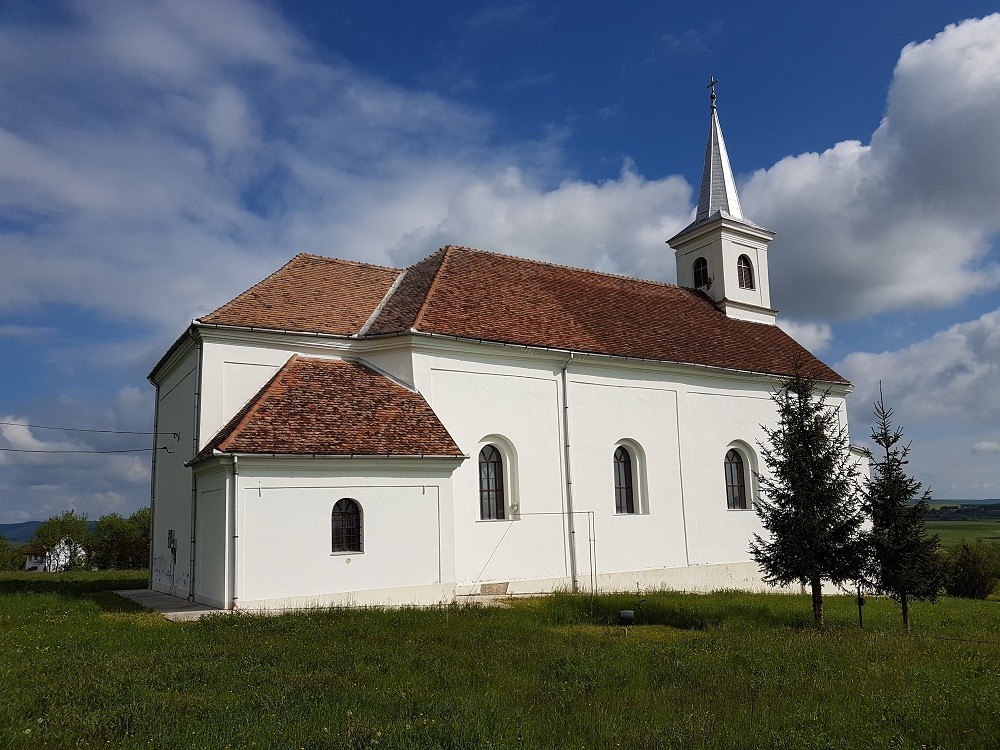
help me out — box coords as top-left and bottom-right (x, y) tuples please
(669, 95), (771, 243)
(696, 106), (743, 222)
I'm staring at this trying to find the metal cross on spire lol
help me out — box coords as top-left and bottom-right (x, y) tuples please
(708, 76), (718, 109)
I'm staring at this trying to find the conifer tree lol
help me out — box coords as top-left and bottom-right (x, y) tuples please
(863, 385), (942, 630)
(751, 373), (866, 626)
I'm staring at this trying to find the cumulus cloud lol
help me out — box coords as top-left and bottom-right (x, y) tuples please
(5, 6), (1000, 337)
(393, 161), (692, 280)
(838, 308), (1000, 424)
(776, 319), (833, 353)
(741, 14), (1000, 321)
(0, 414), (152, 522)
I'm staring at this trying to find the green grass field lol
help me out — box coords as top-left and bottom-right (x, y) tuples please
(3, 571), (1000, 749)
(926, 519), (1000, 547)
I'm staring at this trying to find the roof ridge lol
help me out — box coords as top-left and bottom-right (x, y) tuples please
(296, 252), (401, 272)
(438, 244), (686, 293)
(411, 247), (453, 330)
(217, 354), (301, 452)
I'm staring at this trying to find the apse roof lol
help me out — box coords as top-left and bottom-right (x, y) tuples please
(192, 356), (464, 462)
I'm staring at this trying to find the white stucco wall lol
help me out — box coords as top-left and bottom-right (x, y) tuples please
(678, 382), (772, 566)
(409, 339), (838, 596)
(421, 356), (571, 593)
(229, 458), (459, 610)
(193, 466), (228, 607)
(153, 324), (853, 608)
(568, 371), (688, 576)
(150, 340), (199, 598)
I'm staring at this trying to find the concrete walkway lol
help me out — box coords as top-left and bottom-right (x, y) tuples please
(115, 589), (225, 621)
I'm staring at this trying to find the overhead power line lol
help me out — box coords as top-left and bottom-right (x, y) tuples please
(0, 446), (173, 454)
(0, 420), (178, 439)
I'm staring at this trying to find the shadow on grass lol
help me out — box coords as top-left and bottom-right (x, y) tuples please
(0, 571), (150, 612)
(544, 591), (815, 631)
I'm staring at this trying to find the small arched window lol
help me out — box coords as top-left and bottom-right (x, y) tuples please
(693, 257), (709, 288)
(737, 255), (755, 289)
(614, 446), (636, 514)
(332, 498), (363, 553)
(479, 445), (505, 520)
(725, 449), (748, 510)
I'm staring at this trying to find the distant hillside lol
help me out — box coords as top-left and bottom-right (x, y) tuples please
(0, 520), (100, 546)
(926, 503), (1000, 521)
(0, 521), (43, 545)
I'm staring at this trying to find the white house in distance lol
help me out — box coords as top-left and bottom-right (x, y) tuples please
(148, 92), (856, 611)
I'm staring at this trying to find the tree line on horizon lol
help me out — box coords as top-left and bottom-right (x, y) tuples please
(0, 507), (149, 572)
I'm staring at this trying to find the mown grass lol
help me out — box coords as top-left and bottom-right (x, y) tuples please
(926, 519), (1000, 547)
(3, 572), (1000, 749)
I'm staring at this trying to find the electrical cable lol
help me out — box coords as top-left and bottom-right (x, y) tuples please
(0, 446), (173, 454)
(0, 420), (177, 439)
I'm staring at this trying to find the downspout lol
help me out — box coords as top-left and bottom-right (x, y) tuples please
(561, 354), (579, 592)
(230, 454), (239, 611)
(188, 335), (204, 601)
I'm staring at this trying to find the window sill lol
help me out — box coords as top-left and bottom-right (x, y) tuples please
(331, 551), (364, 556)
(476, 518), (518, 523)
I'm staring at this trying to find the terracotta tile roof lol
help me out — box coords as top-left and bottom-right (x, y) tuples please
(199, 253), (402, 335)
(198, 246), (844, 384)
(371, 246), (846, 383)
(193, 356), (463, 461)
(366, 249), (446, 335)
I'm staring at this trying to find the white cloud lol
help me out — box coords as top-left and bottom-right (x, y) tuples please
(972, 441), (1000, 454)
(741, 14), (1000, 320)
(392, 162), (692, 280)
(838, 308), (1000, 424)
(776, 319), (833, 353)
(5, 7), (1000, 335)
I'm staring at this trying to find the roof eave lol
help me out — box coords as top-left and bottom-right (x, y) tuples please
(148, 325), (199, 384)
(188, 449), (468, 467)
(667, 213), (776, 248)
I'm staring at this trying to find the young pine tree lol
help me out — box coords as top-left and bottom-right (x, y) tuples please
(863, 385), (942, 630)
(750, 373), (866, 626)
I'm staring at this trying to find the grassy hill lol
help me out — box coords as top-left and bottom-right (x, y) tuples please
(2, 571), (1000, 749)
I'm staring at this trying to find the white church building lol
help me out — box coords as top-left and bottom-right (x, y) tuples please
(148, 95), (855, 610)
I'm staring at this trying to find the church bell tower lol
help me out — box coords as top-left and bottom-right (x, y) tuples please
(667, 79), (777, 324)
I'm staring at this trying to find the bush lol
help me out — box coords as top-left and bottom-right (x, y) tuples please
(943, 543), (1000, 599)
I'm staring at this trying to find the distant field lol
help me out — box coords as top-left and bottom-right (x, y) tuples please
(3, 571), (1000, 749)
(926, 519), (1000, 547)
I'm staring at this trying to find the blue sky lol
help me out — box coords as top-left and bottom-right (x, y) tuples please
(2, 1), (1000, 522)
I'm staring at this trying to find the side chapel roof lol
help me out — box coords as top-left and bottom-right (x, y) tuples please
(195, 246), (844, 384)
(192, 356), (463, 462)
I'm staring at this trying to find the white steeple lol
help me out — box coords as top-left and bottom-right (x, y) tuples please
(668, 79), (778, 325)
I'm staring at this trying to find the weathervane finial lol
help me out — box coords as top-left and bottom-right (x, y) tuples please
(707, 76), (718, 110)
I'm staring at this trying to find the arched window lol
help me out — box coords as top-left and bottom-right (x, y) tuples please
(479, 445), (505, 520)
(693, 257), (709, 288)
(614, 446), (636, 514)
(737, 255), (755, 289)
(725, 449), (748, 510)
(332, 498), (363, 553)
